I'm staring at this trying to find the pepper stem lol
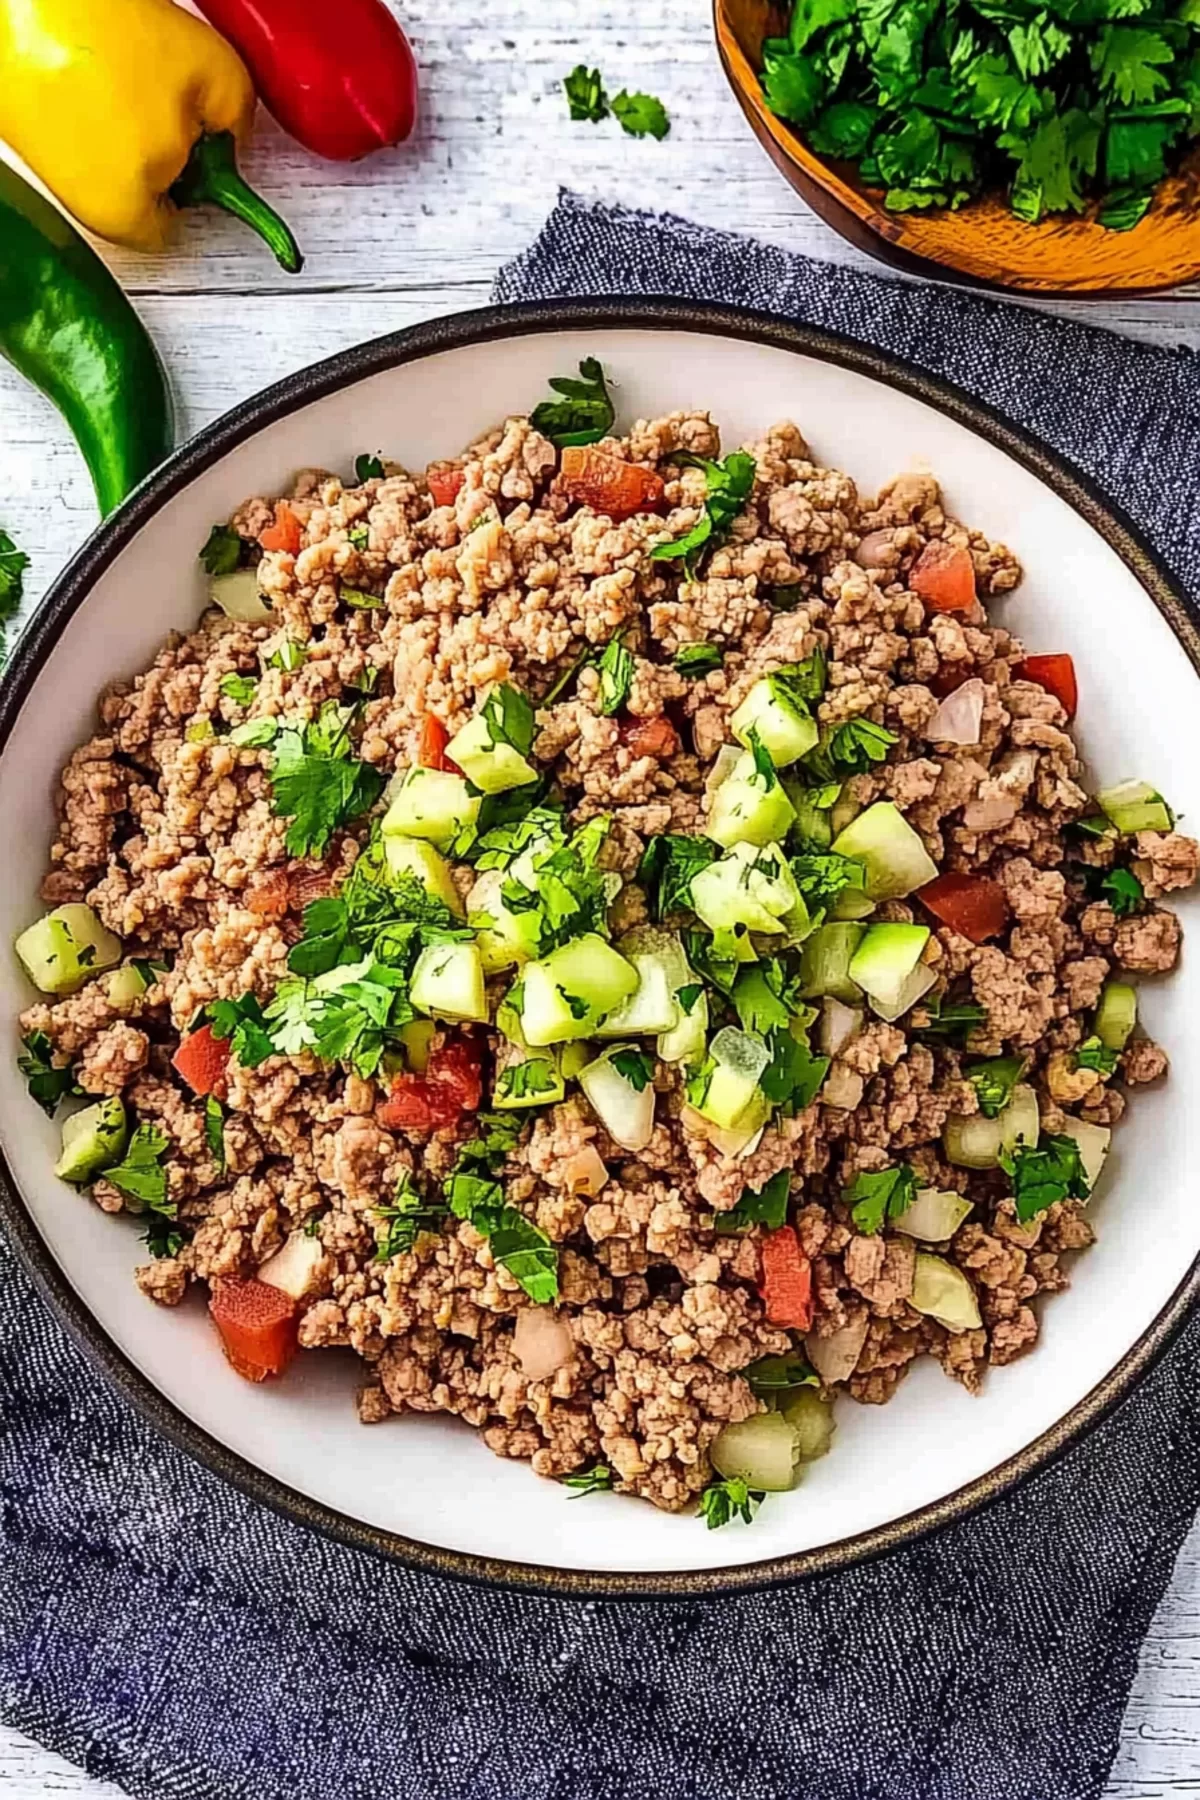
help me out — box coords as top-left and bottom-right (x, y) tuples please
(171, 132), (303, 274)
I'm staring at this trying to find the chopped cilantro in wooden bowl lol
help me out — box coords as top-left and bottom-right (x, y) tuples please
(715, 0), (1200, 294)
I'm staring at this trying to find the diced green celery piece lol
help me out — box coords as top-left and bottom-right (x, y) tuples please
(382, 767), (481, 851)
(730, 679), (819, 767)
(444, 713), (537, 795)
(832, 802), (938, 900)
(409, 941), (489, 1023)
(847, 923), (930, 1011)
(707, 754), (796, 848)
(15, 904), (122, 996)
(910, 1253), (981, 1332)
(55, 1097), (127, 1185)
(383, 835), (465, 915)
(710, 1411), (801, 1491)
(520, 935), (639, 1045)
(1094, 980), (1137, 1051)
(798, 922), (866, 1002)
(1097, 780), (1172, 835)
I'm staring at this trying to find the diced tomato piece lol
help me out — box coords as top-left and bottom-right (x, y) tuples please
(258, 501), (303, 556)
(929, 665), (972, 699)
(619, 715), (681, 759)
(917, 871), (1009, 945)
(172, 1024), (231, 1099)
(418, 713), (452, 771)
(378, 1038), (484, 1134)
(1015, 653), (1077, 720)
(427, 466), (465, 508)
(209, 1277), (299, 1383)
(760, 1226), (813, 1331)
(559, 445), (665, 522)
(245, 870), (289, 920)
(910, 540), (977, 613)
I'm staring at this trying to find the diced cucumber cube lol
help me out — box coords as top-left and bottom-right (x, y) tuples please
(382, 768), (481, 852)
(520, 935), (639, 1046)
(730, 678), (819, 767)
(409, 941), (488, 1023)
(1094, 980), (1137, 1051)
(829, 886), (876, 921)
(658, 982), (709, 1065)
(780, 1387), (836, 1462)
(559, 1041), (594, 1081)
(444, 713), (538, 795)
(579, 1046), (657, 1150)
(832, 802), (938, 900)
(694, 1026), (771, 1130)
(710, 1411), (801, 1492)
(798, 922), (867, 1002)
(910, 1253), (981, 1332)
(106, 962), (154, 1007)
(466, 868), (542, 974)
(691, 841), (800, 937)
(210, 568), (271, 623)
(1097, 780), (1172, 835)
(596, 951), (679, 1038)
(867, 961), (937, 1023)
(847, 923), (930, 1012)
(384, 836), (465, 915)
(707, 754), (796, 848)
(493, 1042), (566, 1110)
(787, 782), (834, 850)
(55, 1097), (127, 1185)
(944, 1083), (1039, 1169)
(16, 904), (122, 995)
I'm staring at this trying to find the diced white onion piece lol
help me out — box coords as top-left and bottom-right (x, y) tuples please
(579, 1049), (656, 1151)
(963, 793), (1020, 830)
(806, 1314), (869, 1385)
(1058, 1115), (1111, 1194)
(867, 962), (937, 1023)
(925, 678), (985, 747)
(820, 997), (863, 1058)
(258, 1231), (327, 1301)
(821, 1064), (864, 1111)
(892, 1187), (972, 1243)
(910, 1253), (982, 1333)
(513, 1307), (575, 1380)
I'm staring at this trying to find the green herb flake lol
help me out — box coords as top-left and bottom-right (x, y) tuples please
(699, 1475), (764, 1529)
(966, 1055), (1027, 1119)
(1075, 1035), (1120, 1074)
(531, 356), (616, 448)
(199, 524), (245, 577)
(676, 982), (703, 1016)
(563, 64), (609, 123)
(374, 1172), (444, 1260)
(651, 450), (757, 571)
(612, 90), (671, 139)
(638, 833), (719, 920)
(340, 586), (385, 610)
(999, 1133), (1091, 1224)
(204, 1095), (226, 1172)
(597, 637), (636, 717)
(268, 638), (308, 673)
(267, 701), (386, 858)
(673, 643), (723, 677)
(18, 1032), (78, 1117)
(743, 1352), (819, 1397)
(610, 1047), (656, 1092)
(481, 683), (537, 758)
(563, 1463), (614, 1497)
(843, 1163), (918, 1236)
(104, 1123), (171, 1212)
(497, 1058), (560, 1102)
(746, 725), (779, 791)
(207, 993), (276, 1069)
(760, 1029), (830, 1115)
(715, 1167), (792, 1235)
(219, 673), (258, 706)
(347, 524), (370, 551)
(1102, 866), (1145, 917)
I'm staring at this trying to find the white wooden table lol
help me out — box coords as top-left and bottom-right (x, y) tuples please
(2, 2), (1200, 1793)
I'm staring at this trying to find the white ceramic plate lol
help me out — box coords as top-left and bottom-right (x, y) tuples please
(2, 301), (1197, 1597)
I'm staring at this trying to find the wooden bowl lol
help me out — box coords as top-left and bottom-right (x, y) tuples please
(715, 0), (1200, 296)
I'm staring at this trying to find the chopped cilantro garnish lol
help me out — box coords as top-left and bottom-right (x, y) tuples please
(676, 983), (703, 1016)
(267, 638), (308, 673)
(374, 1172), (444, 1260)
(674, 643), (723, 677)
(1075, 1035), (1119, 1075)
(340, 586), (385, 610)
(497, 1057), (560, 1101)
(805, 716), (898, 781)
(563, 64), (609, 123)
(230, 717), (279, 750)
(612, 90), (671, 138)
(773, 648), (828, 705)
(473, 806), (567, 872)
(531, 357), (616, 448)
(699, 1476), (763, 1529)
(715, 1167), (791, 1235)
(219, 673), (258, 706)
(104, 1123), (171, 1211)
(0, 528), (29, 658)
(355, 453), (385, 483)
(638, 833), (719, 920)
(267, 701), (385, 858)
(481, 682), (536, 757)
(204, 1095), (225, 1172)
(610, 1047), (656, 1091)
(732, 961), (797, 1038)
(651, 450), (756, 571)
(18, 1032), (79, 1117)
(743, 1351), (819, 1397)
(563, 1463), (614, 1497)
(446, 1170), (559, 1303)
(790, 851), (863, 915)
(1000, 1134), (1090, 1223)
(347, 524), (370, 551)
(843, 1163), (918, 1236)
(914, 995), (987, 1042)
(198, 523), (245, 577)
(760, 1029), (829, 1115)
(1102, 866), (1144, 917)
(597, 637), (636, 716)
(207, 994), (275, 1069)
(142, 1214), (185, 1260)
(746, 725), (779, 790)
(966, 1055), (1026, 1119)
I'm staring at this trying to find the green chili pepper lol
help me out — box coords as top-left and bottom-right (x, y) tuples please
(0, 162), (174, 517)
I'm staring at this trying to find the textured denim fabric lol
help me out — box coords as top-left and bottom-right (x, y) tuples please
(3, 192), (1200, 1800)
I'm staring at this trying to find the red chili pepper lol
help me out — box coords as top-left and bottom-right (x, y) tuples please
(427, 466), (465, 509)
(910, 540), (977, 613)
(1015, 653), (1077, 720)
(917, 871), (1009, 944)
(259, 501), (302, 555)
(760, 1226), (813, 1330)
(378, 1038), (482, 1133)
(559, 445), (665, 522)
(172, 1024), (231, 1098)
(619, 715), (680, 759)
(209, 1277), (298, 1382)
(192, 0), (418, 163)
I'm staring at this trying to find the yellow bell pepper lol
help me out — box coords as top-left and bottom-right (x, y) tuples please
(0, 0), (302, 270)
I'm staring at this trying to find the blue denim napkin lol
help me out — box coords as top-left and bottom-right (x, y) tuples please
(4, 192), (1200, 1800)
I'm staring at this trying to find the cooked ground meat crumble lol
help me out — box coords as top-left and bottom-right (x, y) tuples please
(16, 379), (1198, 1521)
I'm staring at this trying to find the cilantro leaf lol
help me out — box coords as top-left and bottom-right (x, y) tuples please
(497, 1057), (561, 1102)
(610, 1047), (656, 1091)
(677, 983), (703, 1015)
(531, 357), (616, 448)
(966, 1054), (1026, 1118)
(612, 90), (671, 139)
(913, 995), (987, 1042)
(743, 1352), (819, 1396)
(481, 682), (536, 757)
(638, 833), (719, 920)
(808, 99), (883, 155)
(207, 994), (275, 1069)
(1102, 866), (1144, 916)
(267, 703), (385, 858)
(732, 962), (797, 1037)
(355, 453), (385, 482)
(843, 1163), (918, 1234)
(563, 1463), (614, 1497)
(760, 1029), (830, 1114)
(762, 46), (827, 124)
(104, 1123), (171, 1211)
(563, 65), (609, 123)
(651, 450), (757, 569)
(374, 1172), (444, 1260)
(715, 1167), (791, 1235)
(204, 1095), (225, 1172)
(1091, 25), (1176, 103)
(220, 673), (258, 706)
(199, 524), (245, 577)
(1075, 1035), (1120, 1073)
(699, 1476), (763, 1529)
(790, 851), (864, 914)
(142, 1214), (185, 1260)
(267, 638), (307, 673)
(674, 643), (723, 677)
(746, 726), (779, 790)
(340, 586), (385, 610)
(0, 529), (29, 654)
(18, 1032), (78, 1117)
(597, 637), (636, 716)
(1000, 1133), (1090, 1223)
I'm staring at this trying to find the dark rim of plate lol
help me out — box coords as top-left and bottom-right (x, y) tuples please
(2, 297), (1197, 1601)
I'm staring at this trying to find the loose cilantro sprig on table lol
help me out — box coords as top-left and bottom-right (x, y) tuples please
(1000, 1134), (1091, 1223)
(563, 64), (609, 122)
(843, 1163), (918, 1235)
(562, 67), (671, 138)
(699, 1476), (764, 1529)
(531, 358), (616, 447)
(0, 527), (29, 660)
(761, 0), (1200, 231)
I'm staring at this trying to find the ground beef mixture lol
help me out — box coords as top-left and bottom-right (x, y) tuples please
(19, 395), (1197, 1518)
